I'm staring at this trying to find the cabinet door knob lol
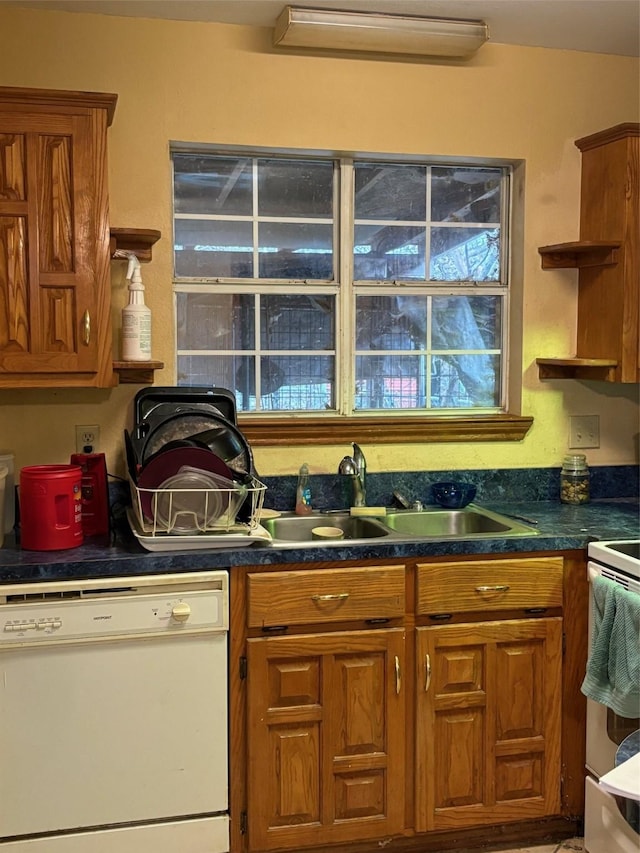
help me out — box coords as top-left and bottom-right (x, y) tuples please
(475, 584), (510, 593)
(81, 310), (91, 345)
(395, 655), (401, 695)
(424, 653), (431, 692)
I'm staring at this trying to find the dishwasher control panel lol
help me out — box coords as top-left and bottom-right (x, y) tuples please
(0, 587), (228, 644)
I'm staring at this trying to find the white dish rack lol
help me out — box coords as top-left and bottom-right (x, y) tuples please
(128, 474), (269, 547)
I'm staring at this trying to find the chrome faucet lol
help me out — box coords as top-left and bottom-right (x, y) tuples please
(338, 442), (366, 507)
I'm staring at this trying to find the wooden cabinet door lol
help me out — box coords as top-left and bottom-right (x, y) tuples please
(0, 103), (112, 386)
(246, 628), (405, 851)
(415, 617), (562, 831)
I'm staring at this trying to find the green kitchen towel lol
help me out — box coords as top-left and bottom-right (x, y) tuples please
(581, 575), (640, 719)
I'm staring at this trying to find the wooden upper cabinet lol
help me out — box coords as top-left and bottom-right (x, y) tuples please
(576, 124), (639, 383)
(537, 123), (639, 383)
(0, 87), (117, 387)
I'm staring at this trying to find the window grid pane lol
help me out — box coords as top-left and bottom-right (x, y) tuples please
(354, 292), (502, 411)
(172, 150), (510, 414)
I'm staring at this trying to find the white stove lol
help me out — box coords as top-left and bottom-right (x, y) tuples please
(584, 538), (640, 853)
(588, 539), (640, 580)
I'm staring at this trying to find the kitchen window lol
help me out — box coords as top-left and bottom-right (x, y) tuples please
(172, 148), (530, 445)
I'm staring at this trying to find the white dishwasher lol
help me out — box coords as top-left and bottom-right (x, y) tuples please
(0, 570), (229, 853)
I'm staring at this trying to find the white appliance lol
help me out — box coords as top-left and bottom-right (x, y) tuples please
(0, 571), (229, 853)
(585, 540), (640, 853)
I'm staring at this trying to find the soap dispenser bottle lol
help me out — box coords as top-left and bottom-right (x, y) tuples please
(295, 463), (313, 515)
(118, 251), (152, 361)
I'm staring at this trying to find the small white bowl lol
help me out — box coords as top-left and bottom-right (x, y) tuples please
(311, 526), (345, 541)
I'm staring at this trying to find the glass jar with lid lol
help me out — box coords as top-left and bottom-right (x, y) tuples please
(560, 453), (590, 504)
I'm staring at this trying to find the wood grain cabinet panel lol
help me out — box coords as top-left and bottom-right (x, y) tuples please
(246, 628), (405, 851)
(537, 123), (640, 382)
(576, 124), (639, 383)
(415, 617), (562, 831)
(416, 557), (563, 615)
(0, 88), (117, 387)
(247, 566), (405, 628)
(234, 554), (583, 853)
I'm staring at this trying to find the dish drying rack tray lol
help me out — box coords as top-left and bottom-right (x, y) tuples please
(129, 475), (267, 538)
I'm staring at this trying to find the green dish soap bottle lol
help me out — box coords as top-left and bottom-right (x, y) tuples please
(295, 463), (313, 515)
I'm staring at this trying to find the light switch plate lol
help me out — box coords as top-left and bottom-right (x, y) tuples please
(569, 415), (600, 449)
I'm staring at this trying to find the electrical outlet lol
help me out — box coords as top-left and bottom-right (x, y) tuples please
(569, 415), (600, 449)
(75, 424), (101, 454)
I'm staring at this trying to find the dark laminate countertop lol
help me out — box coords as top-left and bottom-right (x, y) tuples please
(0, 499), (637, 585)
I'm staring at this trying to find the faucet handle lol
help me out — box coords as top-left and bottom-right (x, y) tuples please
(338, 455), (358, 476)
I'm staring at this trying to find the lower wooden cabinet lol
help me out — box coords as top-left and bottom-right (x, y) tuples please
(415, 617), (562, 831)
(246, 628), (406, 851)
(233, 553), (584, 853)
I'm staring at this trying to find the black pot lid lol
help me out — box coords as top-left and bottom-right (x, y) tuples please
(131, 386), (240, 465)
(133, 386), (237, 427)
(141, 412), (253, 476)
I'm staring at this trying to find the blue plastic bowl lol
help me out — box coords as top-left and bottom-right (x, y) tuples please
(431, 481), (477, 509)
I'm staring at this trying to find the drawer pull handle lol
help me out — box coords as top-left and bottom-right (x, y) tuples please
(475, 584), (510, 593)
(311, 592), (349, 602)
(395, 655), (401, 694)
(425, 653), (431, 692)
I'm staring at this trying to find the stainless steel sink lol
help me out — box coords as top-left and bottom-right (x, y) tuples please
(261, 505), (538, 548)
(261, 512), (390, 544)
(384, 506), (515, 537)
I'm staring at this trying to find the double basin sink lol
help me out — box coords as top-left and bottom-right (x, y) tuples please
(260, 505), (538, 548)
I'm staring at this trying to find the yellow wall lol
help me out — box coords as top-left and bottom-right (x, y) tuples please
(0, 5), (638, 478)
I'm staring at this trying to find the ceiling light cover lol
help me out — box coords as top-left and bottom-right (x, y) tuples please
(273, 6), (489, 58)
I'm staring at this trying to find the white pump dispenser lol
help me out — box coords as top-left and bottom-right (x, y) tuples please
(117, 251), (152, 361)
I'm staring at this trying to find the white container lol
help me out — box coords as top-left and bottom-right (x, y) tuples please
(0, 452), (14, 534)
(120, 252), (152, 361)
(122, 296), (152, 360)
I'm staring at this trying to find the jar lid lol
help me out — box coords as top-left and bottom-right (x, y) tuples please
(563, 453), (588, 470)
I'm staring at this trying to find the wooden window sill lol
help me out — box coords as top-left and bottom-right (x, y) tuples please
(239, 414), (533, 446)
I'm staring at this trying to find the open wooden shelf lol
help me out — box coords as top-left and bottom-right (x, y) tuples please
(113, 360), (165, 384)
(110, 227), (161, 262)
(538, 241), (621, 270)
(110, 228), (163, 383)
(536, 357), (618, 381)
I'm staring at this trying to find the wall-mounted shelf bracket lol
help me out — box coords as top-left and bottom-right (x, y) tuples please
(538, 241), (621, 270)
(536, 357), (618, 381)
(110, 228), (161, 262)
(113, 360), (165, 384)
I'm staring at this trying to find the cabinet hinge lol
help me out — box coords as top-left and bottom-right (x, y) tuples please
(239, 656), (247, 680)
(240, 811), (248, 834)
(562, 632), (566, 656)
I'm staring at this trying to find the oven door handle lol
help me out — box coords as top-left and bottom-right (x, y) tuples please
(588, 563), (602, 583)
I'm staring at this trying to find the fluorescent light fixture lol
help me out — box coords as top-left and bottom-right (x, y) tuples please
(273, 6), (488, 59)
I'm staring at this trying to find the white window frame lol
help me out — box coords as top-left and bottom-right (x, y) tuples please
(171, 143), (530, 445)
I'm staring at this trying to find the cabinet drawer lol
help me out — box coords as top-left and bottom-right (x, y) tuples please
(247, 566), (405, 627)
(416, 557), (563, 615)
